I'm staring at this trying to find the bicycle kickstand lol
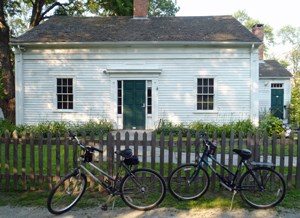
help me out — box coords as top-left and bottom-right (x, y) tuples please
(230, 190), (237, 211)
(101, 194), (116, 211)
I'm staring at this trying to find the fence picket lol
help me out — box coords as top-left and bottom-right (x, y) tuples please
(38, 133), (43, 190)
(47, 132), (52, 189)
(29, 132), (35, 190)
(280, 132), (285, 177)
(13, 131), (18, 190)
(21, 131), (27, 190)
(159, 132), (165, 178)
(288, 132), (294, 188)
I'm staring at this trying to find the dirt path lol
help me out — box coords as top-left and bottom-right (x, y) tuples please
(0, 206), (299, 218)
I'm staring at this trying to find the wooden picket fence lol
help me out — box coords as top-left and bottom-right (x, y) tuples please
(0, 130), (300, 191)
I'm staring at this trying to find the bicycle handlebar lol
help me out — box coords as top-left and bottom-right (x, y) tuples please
(68, 130), (103, 153)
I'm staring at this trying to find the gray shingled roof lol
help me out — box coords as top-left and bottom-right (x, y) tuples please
(259, 60), (292, 78)
(11, 15), (261, 44)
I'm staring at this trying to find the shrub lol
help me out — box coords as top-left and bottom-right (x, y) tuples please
(0, 119), (16, 135)
(258, 114), (285, 136)
(1, 119), (114, 137)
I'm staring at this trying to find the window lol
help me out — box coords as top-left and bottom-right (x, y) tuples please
(147, 87), (152, 114)
(271, 83), (283, 88)
(197, 78), (214, 110)
(117, 80), (122, 114)
(147, 80), (152, 114)
(56, 78), (73, 110)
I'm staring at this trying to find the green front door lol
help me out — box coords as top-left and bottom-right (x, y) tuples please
(123, 80), (146, 129)
(271, 89), (284, 119)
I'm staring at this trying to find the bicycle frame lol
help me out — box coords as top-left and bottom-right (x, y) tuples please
(193, 139), (254, 191)
(72, 135), (136, 195)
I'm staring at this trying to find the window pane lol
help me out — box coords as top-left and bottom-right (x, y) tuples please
(197, 78), (214, 110)
(56, 78), (73, 110)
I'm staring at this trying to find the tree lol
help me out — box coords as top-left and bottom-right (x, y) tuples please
(233, 10), (275, 58)
(278, 25), (300, 74)
(0, 0), (15, 122)
(0, 0), (179, 123)
(278, 25), (300, 126)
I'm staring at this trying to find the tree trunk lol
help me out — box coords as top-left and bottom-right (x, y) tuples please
(0, 1), (15, 123)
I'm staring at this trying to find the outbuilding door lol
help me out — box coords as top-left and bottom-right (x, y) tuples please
(123, 80), (146, 129)
(271, 89), (284, 119)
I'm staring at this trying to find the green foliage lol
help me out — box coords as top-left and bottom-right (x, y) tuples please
(290, 71), (300, 127)
(0, 119), (16, 135)
(1, 119), (113, 137)
(258, 114), (285, 136)
(72, 119), (113, 135)
(156, 116), (287, 138)
(156, 119), (256, 137)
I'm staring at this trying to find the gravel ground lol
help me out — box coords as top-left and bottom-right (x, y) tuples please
(0, 206), (299, 218)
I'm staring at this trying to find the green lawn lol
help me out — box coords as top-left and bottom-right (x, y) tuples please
(0, 187), (299, 210)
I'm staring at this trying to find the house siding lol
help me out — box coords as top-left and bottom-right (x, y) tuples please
(259, 79), (292, 119)
(15, 45), (258, 129)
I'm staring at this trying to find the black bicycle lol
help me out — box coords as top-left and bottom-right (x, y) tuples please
(47, 131), (166, 215)
(168, 133), (286, 209)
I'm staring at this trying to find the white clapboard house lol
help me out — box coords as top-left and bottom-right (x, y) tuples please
(11, 2), (266, 130)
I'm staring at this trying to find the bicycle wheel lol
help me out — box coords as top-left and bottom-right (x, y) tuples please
(120, 168), (166, 210)
(239, 166), (286, 208)
(47, 170), (87, 215)
(168, 163), (209, 200)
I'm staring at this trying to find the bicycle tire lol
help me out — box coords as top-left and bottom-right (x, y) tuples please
(239, 166), (286, 209)
(120, 168), (166, 210)
(47, 170), (87, 215)
(168, 163), (210, 200)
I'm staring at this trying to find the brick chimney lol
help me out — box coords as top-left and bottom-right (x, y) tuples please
(133, 0), (149, 17)
(252, 24), (264, 61)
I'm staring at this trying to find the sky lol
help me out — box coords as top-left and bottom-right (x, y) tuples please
(176, 0), (299, 31)
(175, 0), (299, 58)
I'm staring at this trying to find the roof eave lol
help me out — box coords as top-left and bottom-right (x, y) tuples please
(10, 41), (261, 47)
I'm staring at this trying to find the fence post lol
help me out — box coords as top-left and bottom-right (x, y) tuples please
(296, 132), (300, 189)
(263, 131), (268, 162)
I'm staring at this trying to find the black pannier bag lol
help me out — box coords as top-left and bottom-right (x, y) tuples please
(124, 155), (140, 165)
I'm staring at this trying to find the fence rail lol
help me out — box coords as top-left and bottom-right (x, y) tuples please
(1, 130), (300, 191)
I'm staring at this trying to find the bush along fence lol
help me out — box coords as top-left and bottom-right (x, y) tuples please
(1, 130), (300, 191)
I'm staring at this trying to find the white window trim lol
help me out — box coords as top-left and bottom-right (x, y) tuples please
(194, 76), (218, 113)
(53, 76), (76, 113)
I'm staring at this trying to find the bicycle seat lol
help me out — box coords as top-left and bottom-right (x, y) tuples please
(233, 149), (252, 160)
(115, 148), (133, 159)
